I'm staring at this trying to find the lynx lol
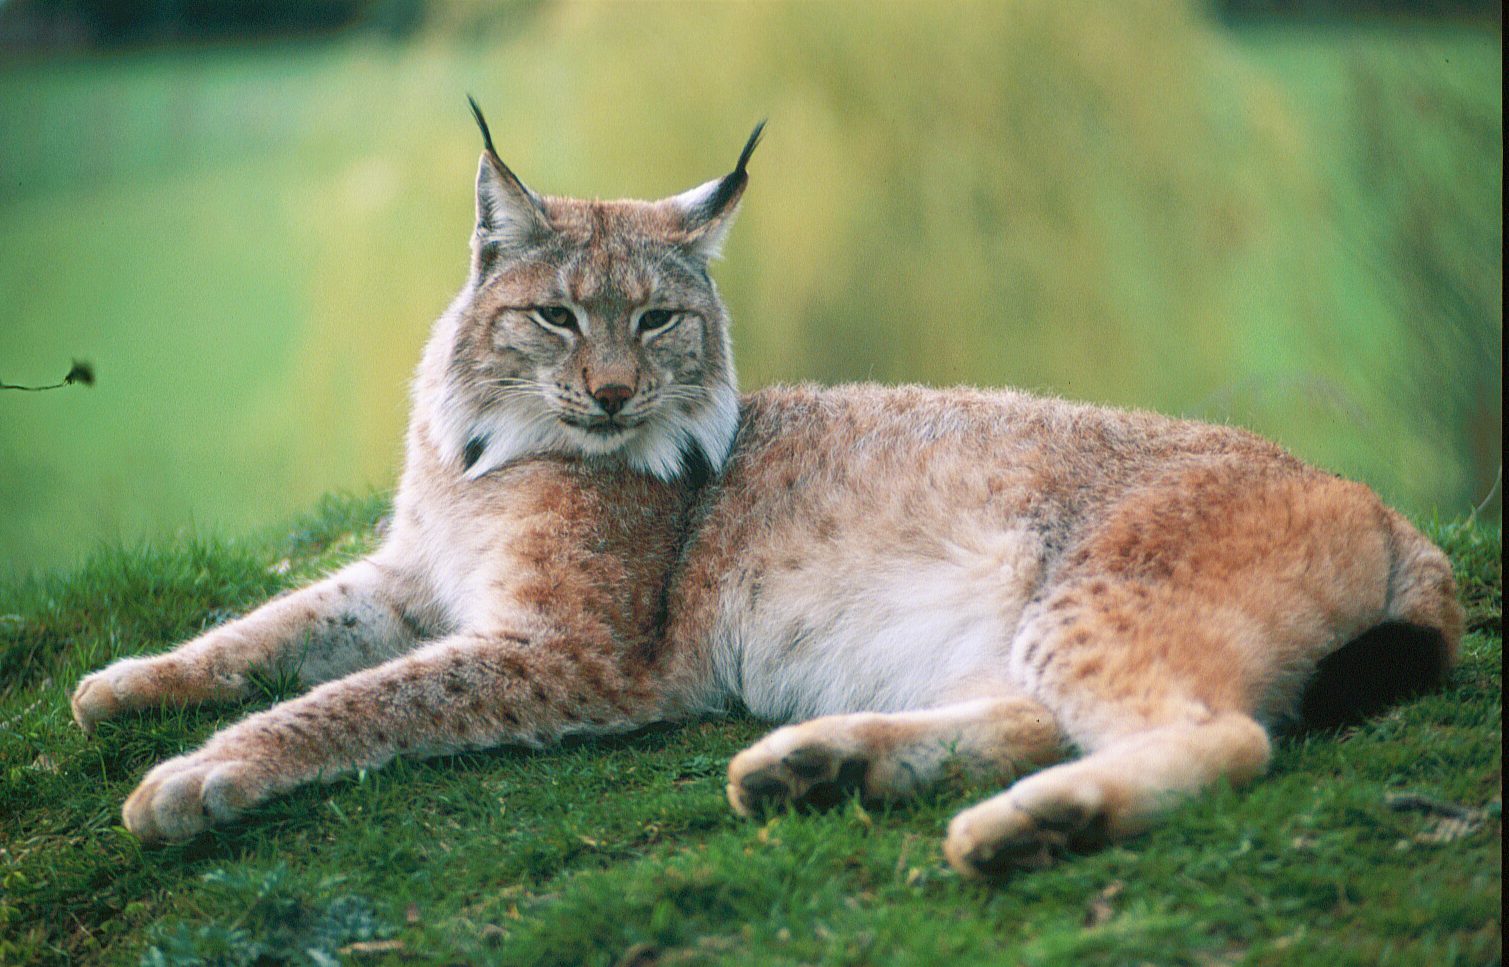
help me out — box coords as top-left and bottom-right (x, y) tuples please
(72, 102), (1462, 878)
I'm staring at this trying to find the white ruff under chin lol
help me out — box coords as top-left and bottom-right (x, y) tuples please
(445, 384), (740, 483)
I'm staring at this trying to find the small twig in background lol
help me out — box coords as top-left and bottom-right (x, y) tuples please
(1468, 464), (1502, 521)
(0, 360), (95, 392)
(1385, 792), (1477, 820)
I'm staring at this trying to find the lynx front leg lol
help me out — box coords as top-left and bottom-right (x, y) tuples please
(727, 697), (1064, 815)
(120, 630), (666, 842)
(72, 558), (428, 733)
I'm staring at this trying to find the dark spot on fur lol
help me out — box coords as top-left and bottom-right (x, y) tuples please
(1018, 634), (1043, 669)
(463, 435), (488, 472)
(678, 442), (716, 491)
(390, 602), (426, 639)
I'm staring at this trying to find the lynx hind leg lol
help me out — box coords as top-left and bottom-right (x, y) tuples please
(727, 697), (1065, 816)
(72, 558), (426, 733)
(945, 712), (1268, 877)
(942, 568), (1282, 879)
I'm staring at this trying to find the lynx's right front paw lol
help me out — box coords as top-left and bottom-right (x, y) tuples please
(72, 655), (234, 733)
(122, 753), (267, 843)
(71, 660), (152, 733)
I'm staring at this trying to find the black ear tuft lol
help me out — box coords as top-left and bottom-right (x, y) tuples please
(734, 119), (766, 178)
(467, 94), (498, 157)
(688, 120), (768, 226)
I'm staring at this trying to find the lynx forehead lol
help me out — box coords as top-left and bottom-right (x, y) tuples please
(74, 104), (1461, 885)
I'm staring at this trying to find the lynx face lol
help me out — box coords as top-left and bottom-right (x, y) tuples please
(432, 106), (763, 483)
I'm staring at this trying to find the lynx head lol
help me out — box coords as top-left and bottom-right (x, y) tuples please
(423, 98), (762, 484)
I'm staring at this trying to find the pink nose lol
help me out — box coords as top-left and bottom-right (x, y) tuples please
(591, 383), (634, 415)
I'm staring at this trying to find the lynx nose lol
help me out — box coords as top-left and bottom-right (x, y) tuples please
(591, 383), (634, 416)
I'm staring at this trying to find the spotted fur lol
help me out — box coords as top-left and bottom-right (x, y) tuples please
(74, 110), (1461, 879)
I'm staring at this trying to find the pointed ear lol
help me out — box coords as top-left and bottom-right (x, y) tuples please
(468, 96), (550, 261)
(670, 120), (765, 261)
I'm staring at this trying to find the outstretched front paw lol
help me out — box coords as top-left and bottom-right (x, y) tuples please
(72, 655), (236, 734)
(122, 754), (267, 843)
(71, 661), (150, 733)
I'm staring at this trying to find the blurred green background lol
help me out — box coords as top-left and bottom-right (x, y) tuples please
(0, 0), (1501, 577)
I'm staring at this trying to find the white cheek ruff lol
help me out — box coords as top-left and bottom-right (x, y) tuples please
(446, 380), (740, 483)
(457, 399), (571, 480)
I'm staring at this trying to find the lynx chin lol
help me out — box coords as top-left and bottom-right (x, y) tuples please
(73, 100), (1462, 879)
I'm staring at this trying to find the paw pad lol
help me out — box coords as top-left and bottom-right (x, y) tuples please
(728, 744), (869, 816)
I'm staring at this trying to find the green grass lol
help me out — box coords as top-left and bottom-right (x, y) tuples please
(0, 495), (1499, 965)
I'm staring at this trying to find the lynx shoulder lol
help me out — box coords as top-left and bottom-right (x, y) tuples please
(73, 107), (1460, 880)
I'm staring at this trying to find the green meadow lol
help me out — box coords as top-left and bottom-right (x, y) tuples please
(0, 3), (1500, 576)
(0, 499), (1499, 964)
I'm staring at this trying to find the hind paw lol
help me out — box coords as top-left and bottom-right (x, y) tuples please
(727, 729), (870, 816)
(944, 781), (1107, 879)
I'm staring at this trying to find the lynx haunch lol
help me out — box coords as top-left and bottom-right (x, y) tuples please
(73, 102), (1461, 878)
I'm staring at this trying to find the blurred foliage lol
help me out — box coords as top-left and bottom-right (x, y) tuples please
(0, 0), (418, 49)
(0, 1), (1500, 575)
(0, 0), (1496, 53)
(1213, 0), (1500, 21)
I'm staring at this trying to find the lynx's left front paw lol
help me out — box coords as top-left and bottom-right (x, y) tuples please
(122, 754), (266, 843)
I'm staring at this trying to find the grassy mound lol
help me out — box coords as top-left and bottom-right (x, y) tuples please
(0, 494), (1499, 965)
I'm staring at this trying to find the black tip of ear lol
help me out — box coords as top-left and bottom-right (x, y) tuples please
(688, 120), (768, 225)
(467, 94), (497, 157)
(735, 119), (766, 177)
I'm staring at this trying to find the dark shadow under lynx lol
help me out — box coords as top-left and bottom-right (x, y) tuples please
(72, 102), (1461, 878)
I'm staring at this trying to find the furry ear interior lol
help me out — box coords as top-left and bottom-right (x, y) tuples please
(670, 120), (765, 261)
(468, 96), (551, 260)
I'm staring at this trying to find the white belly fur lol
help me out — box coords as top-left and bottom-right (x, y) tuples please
(716, 526), (1043, 721)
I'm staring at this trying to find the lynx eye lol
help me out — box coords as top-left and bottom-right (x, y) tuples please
(534, 305), (578, 330)
(639, 309), (677, 333)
